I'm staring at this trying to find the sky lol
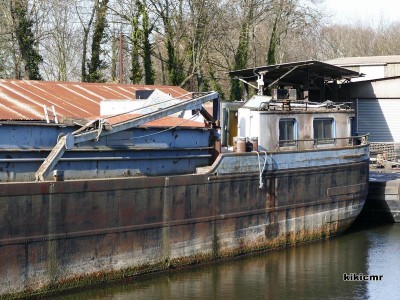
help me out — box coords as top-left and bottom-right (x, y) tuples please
(323, 0), (400, 27)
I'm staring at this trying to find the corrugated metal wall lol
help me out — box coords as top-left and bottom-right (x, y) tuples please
(357, 99), (400, 142)
(385, 64), (400, 77)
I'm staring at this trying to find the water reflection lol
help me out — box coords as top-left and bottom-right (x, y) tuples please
(366, 224), (400, 299)
(55, 223), (400, 300)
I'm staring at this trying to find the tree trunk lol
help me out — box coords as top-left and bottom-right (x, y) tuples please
(130, 0), (142, 84)
(10, 0), (43, 80)
(87, 0), (109, 82)
(78, 0), (97, 82)
(142, 2), (154, 85)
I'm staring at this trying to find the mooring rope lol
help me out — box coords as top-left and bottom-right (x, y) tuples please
(253, 150), (268, 189)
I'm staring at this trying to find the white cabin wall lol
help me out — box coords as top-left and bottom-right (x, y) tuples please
(334, 112), (354, 140)
(257, 113), (280, 151)
(248, 112), (261, 142)
(258, 112), (354, 150)
(237, 108), (250, 137)
(238, 107), (354, 151)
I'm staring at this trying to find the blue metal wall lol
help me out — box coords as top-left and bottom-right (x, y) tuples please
(0, 123), (212, 181)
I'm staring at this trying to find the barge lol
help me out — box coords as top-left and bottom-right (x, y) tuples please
(0, 61), (369, 298)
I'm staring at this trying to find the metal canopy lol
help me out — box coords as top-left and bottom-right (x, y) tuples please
(228, 60), (361, 85)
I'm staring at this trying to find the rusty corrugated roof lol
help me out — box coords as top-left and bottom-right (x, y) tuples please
(103, 114), (206, 128)
(0, 79), (192, 122)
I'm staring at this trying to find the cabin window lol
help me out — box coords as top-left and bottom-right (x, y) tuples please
(279, 118), (296, 146)
(313, 118), (334, 142)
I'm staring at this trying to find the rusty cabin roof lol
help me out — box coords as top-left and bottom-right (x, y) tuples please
(0, 80), (195, 126)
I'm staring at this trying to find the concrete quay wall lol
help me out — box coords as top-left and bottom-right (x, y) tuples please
(360, 172), (400, 222)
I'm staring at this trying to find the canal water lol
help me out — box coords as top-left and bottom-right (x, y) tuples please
(54, 221), (400, 300)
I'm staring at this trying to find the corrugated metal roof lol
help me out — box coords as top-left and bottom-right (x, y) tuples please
(0, 79), (192, 122)
(326, 56), (400, 66)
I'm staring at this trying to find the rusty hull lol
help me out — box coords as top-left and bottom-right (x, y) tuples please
(0, 160), (368, 298)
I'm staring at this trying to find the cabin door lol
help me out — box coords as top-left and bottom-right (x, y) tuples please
(227, 109), (238, 146)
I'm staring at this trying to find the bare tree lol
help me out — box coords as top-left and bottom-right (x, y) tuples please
(148, 0), (186, 86)
(40, 0), (82, 81)
(178, 0), (220, 91)
(109, 0), (154, 84)
(0, 2), (15, 78)
(264, 0), (323, 64)
(228, 0), (270, 100)
(5, 0), (400, 102)
(75, 0), (98, 81)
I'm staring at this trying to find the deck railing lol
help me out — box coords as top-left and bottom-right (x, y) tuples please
(276, 134), (369, 150)
(258, 100), (354, 112)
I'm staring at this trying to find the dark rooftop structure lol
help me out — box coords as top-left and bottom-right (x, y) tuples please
(228, 60), (361, 102)
(229, 60), (360, 83)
